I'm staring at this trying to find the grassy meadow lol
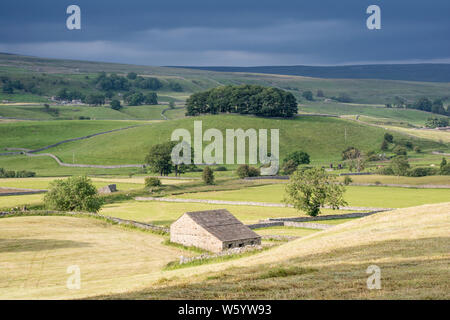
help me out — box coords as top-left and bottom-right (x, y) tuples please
(0, 115), (444, 173)
(0, 53), (449, 300)
(96, 202), (450, 300)
(172, 184), (450, 208)
(1, 202), (446, 299)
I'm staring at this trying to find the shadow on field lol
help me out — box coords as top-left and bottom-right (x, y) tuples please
(0, 238), (92, 252)
(94, 237), (450, 300)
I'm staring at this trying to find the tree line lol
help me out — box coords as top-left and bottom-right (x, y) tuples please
(386, 96), (449, 116)
(185, 85), (298, 118)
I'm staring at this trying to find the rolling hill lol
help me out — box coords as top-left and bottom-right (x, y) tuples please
(173, 64), (450, 82)
(1, 202), (447, 299)
(2, 53), (450, 106)
(0, 115), (445, 173)
(100, 202), (450, 299)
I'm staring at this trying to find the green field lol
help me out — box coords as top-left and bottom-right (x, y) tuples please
(3, 54), (450, 106)
(99, 200), (358, 226)
(0, 120), (140, 150)
(0, 115), (443, 173)
(0, 104), (178, 121)
(173, 184), (450, 208)
(299, 101), (438, 125)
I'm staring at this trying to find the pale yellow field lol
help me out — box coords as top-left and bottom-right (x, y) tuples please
(100, 200), (358, 225)
(91, 177), (193, 185)
(0, 216), (190, 300)
(383, 125), (450, 143)
(0, 202), (448, 299)
(0, 194), (44, 208)
(337, 174), (450, 186)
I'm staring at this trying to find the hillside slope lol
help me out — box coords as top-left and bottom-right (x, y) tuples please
(103, 202), (450, 300)
(2, 53), (450, 105)
(174, 64), (450, 82)
(0, 115), (443, 169)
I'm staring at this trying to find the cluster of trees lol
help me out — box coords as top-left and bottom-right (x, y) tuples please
(93, 72), (165, 92)
(387, 96), (449, 116)
(56, 88), (85, 101)
(425, 117), (449, 128)
(186, 85), (298, 118)
(1, 78), (24, 94)
(1, 76), (46, 95)
(331, 93), (352, 103)
(123, 91), (158, 106)
(378, 156), (449, 177)
(0, 168), (35, 178)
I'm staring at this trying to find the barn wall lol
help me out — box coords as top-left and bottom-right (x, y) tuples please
(222, 237), (261, 251)
(170, 215), (223, 252)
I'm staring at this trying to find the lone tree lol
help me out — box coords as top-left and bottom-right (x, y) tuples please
(202, 166), (214, 185)
(110, 99), (122, 110)
(384, 133), (394, 143)
(145, 142), (175, 176)
(390, 156), (410, 176)
(284, 168), (347, 217)
(44, 176), (103, 213)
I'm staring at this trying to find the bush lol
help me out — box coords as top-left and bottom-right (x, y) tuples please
(0, 168), (35, 178)
(236, 165), (250, 178)
(44, 176), (103, 212)
(441, 164), (450, 175)
(213, 166), (227, 172)
(202, 166), (214, 185)
(282, 159), (298, 175)
(15, 170), (36, 178)
(377, 166), (394, 175)
(248, 166), (260, 177)
(384, 133), (394, 143)
(283, 151), (310, 166)
(145, 177), (161, 187)
(110, 99), (122, 110)
(390, 156), (410, 176)
(342, 147), (361, 160)
(407, 167), (437, 177)
(392, 145), (407, 156)
(343, 176), (353, 185)
(414, 146), (422, 153)
(236, 164), (260, 178)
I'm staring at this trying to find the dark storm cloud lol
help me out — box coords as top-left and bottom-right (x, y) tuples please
(0, 0), (449, 65)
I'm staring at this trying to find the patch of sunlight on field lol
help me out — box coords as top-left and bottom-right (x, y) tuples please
(97, 203), (450, 300)
(91, 177), (192, 185)
(0, 216), (190, 299)
(101, 200), (357, 226)
(383, 125), (450, 143)
(0, 194), (44, 209)
(255, 227), (319, 237)
(337, 174), (450, 186)
(173, 184), (450, 208)
(0, 177), (144, 191)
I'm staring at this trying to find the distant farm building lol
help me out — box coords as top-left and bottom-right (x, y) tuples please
(98, 184), (117, 194)
(170, 209), (261, 252)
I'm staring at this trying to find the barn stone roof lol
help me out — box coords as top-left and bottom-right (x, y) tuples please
(185, 209), (261, 242)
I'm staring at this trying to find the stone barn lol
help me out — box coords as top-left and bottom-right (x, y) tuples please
(170, 209), (261, 253)
(98, 184), (117, 194)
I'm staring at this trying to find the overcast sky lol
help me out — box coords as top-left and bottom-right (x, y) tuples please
(0, 0), (449, 66)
